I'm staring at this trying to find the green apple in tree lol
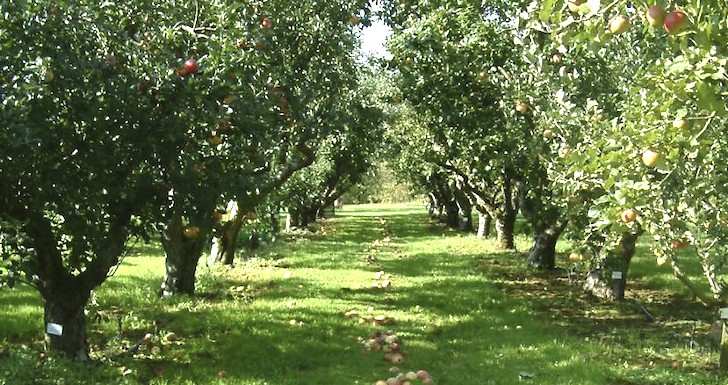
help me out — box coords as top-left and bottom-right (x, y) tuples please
(609, 15), (630, 35)
(567, 0), (586, 13)
(642, 149), (661, 167)
(672, 118), (688, 129)
(646, 5), (666, 28)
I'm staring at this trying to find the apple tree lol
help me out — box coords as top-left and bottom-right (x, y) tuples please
(154, 0), (369, 285)
(535, 0), (728, 302)
(283, 92), (384, 229)
(385, 2), (530, 247)
(0, 0), (188, 359)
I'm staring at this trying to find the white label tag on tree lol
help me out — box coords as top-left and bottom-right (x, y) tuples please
(46, 323), (63, 336)
(611, 271), (623, 280)
(721, 308), (728, 319)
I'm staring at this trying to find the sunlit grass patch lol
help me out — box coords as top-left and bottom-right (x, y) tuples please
(0, 203), (724, 384)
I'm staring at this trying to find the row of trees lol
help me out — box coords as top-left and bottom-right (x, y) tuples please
(381, 0), (727, 307)
(0, 0), (381, 359)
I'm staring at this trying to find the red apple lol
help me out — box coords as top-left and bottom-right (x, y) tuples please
(218, 370), (227, 377)
(664, 11), (687, 34)
(671, 240), (686, 250)
(416, 370), (430, 379)
(184, 59), (198, 74)
(609, 15), (630, 35)
(621, 209), (637, 223)
(153, 365), (165, 376)
(646, 6), (666, 28)
(389, 342), (400, 351)
(422, 378), (434, 385)
(261, 17), (273, 29)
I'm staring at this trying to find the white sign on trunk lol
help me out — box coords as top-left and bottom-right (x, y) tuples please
(720, 308), (728, 319)
(46, 322), (63, 336)
(611, 271), (623, 280)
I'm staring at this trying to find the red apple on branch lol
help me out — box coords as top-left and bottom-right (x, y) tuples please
(184, 59), (198, 74)
(664, 11), (687, 34)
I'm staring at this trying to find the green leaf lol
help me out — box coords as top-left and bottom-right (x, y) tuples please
(539, 0), (557, 23)
(696, 82), (725, 114)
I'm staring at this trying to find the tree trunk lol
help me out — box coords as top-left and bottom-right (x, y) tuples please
(494, 214), (516, 249)
(43, 285), (91, 360)
(477, 211), (492, 239)
(285, 212), (295, 232)
(527, 221), (567, 270)
(443, 198), (459, 229)
(208, 219), (243, 265)
(269, 209), (281, 234)
(455, 189), (473, 232)
(583, 231), (642, 301)
(160, 213), (206, 297)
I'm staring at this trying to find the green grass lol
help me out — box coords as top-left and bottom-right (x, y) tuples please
(0, 202), (724, 384)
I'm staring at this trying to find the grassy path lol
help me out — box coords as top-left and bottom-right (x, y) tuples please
(0, 203), (721, 384)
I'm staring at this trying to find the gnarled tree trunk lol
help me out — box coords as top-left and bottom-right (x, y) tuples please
(454, 189), (473, 232)
(477, 210), (492, 239)
(583, 231), (643, 301)
(161, 212), (207, 296)
(527, 221), (567, 270)
(43, 282), (92, 360)
(494, 212), (516, 250)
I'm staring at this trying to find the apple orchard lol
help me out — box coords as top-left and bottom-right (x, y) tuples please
(2, 0), (728, 376)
